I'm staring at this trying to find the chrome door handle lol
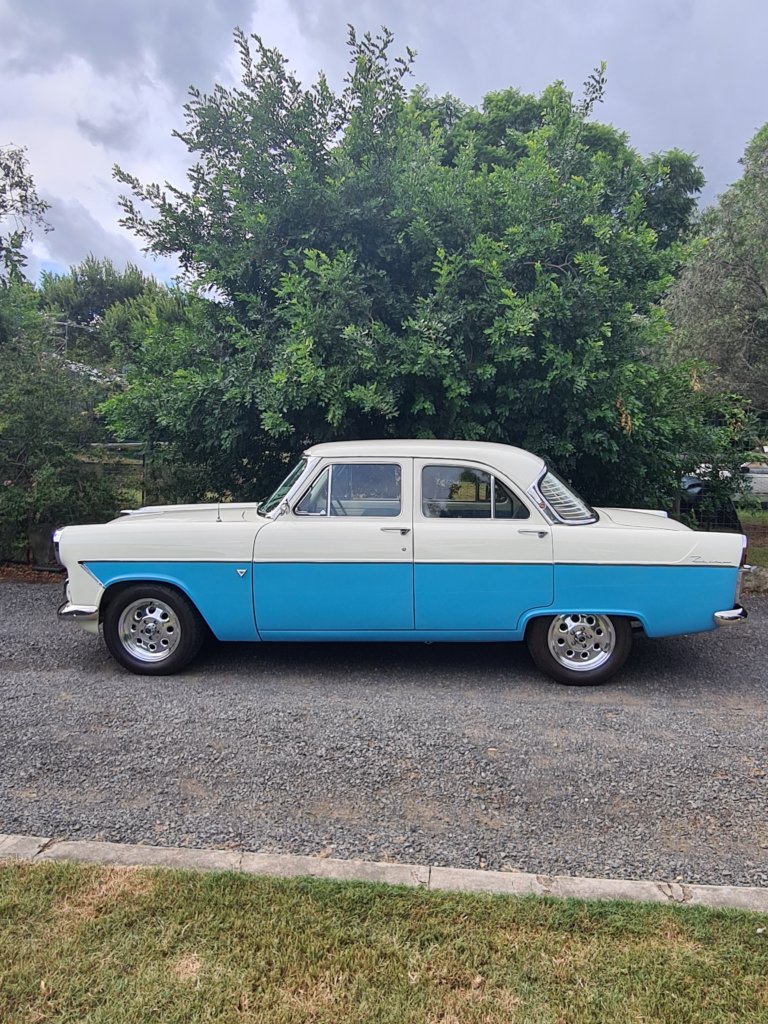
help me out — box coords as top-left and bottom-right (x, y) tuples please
(518, 529), (549, 538)
(381, 527), (411, 535)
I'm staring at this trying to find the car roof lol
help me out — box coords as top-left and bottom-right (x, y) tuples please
(304, 439), (546, 487)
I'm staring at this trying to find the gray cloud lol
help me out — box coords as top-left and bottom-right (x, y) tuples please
(0, 0), (254, 96)
(41, 194), (143, 269)
(76, 110), (142, 152)
(284, 0), (768, 201)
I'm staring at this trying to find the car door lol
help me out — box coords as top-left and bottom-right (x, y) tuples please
(413, 459), (553, 633)
(253, 458), (414, 634)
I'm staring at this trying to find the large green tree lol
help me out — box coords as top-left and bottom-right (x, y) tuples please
(38, 255), (175, 364)
(109, 28), (746, 506)
(667, 124), (768, 418)
(0, 282), (124, 557)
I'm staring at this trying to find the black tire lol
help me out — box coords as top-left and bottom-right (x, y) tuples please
(102, 583), (205, 675)
(526, 613), (633, 686)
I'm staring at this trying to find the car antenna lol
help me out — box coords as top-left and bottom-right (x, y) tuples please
(216, 496), (222, 523)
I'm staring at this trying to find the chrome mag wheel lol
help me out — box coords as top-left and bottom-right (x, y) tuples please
(117, 597), (181, 662)
(546, 613), (616, 671)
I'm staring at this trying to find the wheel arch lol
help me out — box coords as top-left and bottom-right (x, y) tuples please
(99, 575), (206, 627)
(521, 608), (648, 637)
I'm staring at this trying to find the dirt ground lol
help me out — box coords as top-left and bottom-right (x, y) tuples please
(0, 564), (62, 584)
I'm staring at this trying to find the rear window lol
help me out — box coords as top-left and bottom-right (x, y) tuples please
(539, 470), (596, 523)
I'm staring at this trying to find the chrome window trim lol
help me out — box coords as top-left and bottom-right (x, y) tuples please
(293, 461), (404, 518)
(267, 456), (321, 518)
(293, 464), (331, 517)
(527, 469), (598, 526)
(419, 464), (530, 521)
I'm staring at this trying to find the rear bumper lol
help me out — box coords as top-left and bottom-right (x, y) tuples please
(714, 604), (748, 627)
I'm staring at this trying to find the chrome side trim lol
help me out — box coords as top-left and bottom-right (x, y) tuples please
(713, 604), (748, 626)
(58, 602), (99, 627)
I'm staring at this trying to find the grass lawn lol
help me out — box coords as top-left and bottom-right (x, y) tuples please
(740, 508), (768, 569)
(1, 861), (767, 1023)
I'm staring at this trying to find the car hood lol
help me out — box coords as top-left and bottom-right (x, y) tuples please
(113, 502), (263, 524)
(594, 507), (691, 531)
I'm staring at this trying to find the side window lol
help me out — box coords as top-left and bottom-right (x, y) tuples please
(493, 479), (530, 520)
(422, 466), (491, 519)
(295, 467), (330, 515)
(296, 464), (401, 517)
(422, 466), (530, 520)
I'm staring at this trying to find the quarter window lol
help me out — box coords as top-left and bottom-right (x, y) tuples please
(421, 466), (529, 519)
(295, 463), (401, 517)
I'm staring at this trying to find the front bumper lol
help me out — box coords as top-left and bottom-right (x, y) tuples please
(58, 601), (99, 630)
(713, 604), (748, 627)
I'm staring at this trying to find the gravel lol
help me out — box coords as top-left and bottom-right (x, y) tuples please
(1, 579), (767, 886)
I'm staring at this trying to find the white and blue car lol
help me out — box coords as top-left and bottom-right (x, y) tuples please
(54, 440), (750, 685)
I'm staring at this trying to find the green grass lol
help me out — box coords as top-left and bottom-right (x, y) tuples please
(1, 861), (768, 1023)
(740, 508), (768, 568)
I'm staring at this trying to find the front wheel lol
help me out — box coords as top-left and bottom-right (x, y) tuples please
(102, 584), (205, 675)
(526, 613), (632, 686)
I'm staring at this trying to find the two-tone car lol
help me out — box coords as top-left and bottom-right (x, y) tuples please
(54, 439), (750, 685)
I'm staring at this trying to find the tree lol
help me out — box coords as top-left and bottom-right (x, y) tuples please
(38, 255), (166, 364)
(0, 282), (124, 558)
(0, 145), (50, 283)
(109, 27), (746, 507)
(666, 124), (768, 418)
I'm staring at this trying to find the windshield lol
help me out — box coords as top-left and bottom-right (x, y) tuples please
(539, 469), (597, 524)
(260, 458), (308, 515)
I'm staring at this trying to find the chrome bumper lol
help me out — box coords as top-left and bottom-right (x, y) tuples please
(58, 601), (99, 628)
(714, 604), (748, 627)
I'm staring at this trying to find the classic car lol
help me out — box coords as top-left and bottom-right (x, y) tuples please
(54, 439), (750, 685)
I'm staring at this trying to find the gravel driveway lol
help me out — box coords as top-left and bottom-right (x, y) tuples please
(1, 579), (767, 887)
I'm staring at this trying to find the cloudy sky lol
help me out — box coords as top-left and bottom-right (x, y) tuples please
(2, 0), (766, 282)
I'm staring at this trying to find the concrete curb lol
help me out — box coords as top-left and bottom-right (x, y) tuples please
(2, 833), (767, 912)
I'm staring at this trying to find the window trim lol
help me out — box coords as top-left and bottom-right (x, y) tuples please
(419, 463), (530, 521)
(527, 468), (598, 525)
(293, 461), (404, 519)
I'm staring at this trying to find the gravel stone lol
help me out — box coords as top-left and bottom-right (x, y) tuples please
(1, 579), (767, 886)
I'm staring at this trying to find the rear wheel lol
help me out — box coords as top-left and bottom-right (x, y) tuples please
(103, 584), (205, 675)
(526, 613), (632, 686)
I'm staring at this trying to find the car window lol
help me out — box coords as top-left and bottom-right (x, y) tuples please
(422, 465), (529, 520)
(539, 470), (595, 523)
(493, 478), (530, 519)
(295, 467), (330, 515)
(295, 463), (401, 517)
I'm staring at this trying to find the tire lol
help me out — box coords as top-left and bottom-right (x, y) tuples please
(102, 584), (205, 675)
(526, 613), (632, 686)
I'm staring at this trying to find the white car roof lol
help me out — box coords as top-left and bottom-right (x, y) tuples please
(304, 439), (547, 489)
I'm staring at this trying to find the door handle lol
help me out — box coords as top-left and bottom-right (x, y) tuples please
(381, 527), (411, 535)
(518, 528), (549, 538)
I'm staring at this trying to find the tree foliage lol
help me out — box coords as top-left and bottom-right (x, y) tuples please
(110, 27), (747, 507)
(0, 283), (124, 557)
(37, 255), (163, 363)
(0, 145), (50, 283)
(667, 124), (768, 418)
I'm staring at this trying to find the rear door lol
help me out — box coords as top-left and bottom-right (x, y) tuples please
(413, 459), (553, 632)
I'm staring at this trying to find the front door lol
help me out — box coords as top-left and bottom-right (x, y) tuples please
(253, 459), (414, 634)
(413, 459), (553, 633)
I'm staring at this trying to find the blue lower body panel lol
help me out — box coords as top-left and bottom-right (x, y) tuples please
(415, 563), (553, 630)
(84, 559), (739, 645)
(83, 561), (259, 641)
(253, 562), (414, 631)
(538, 564), (740, 638)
